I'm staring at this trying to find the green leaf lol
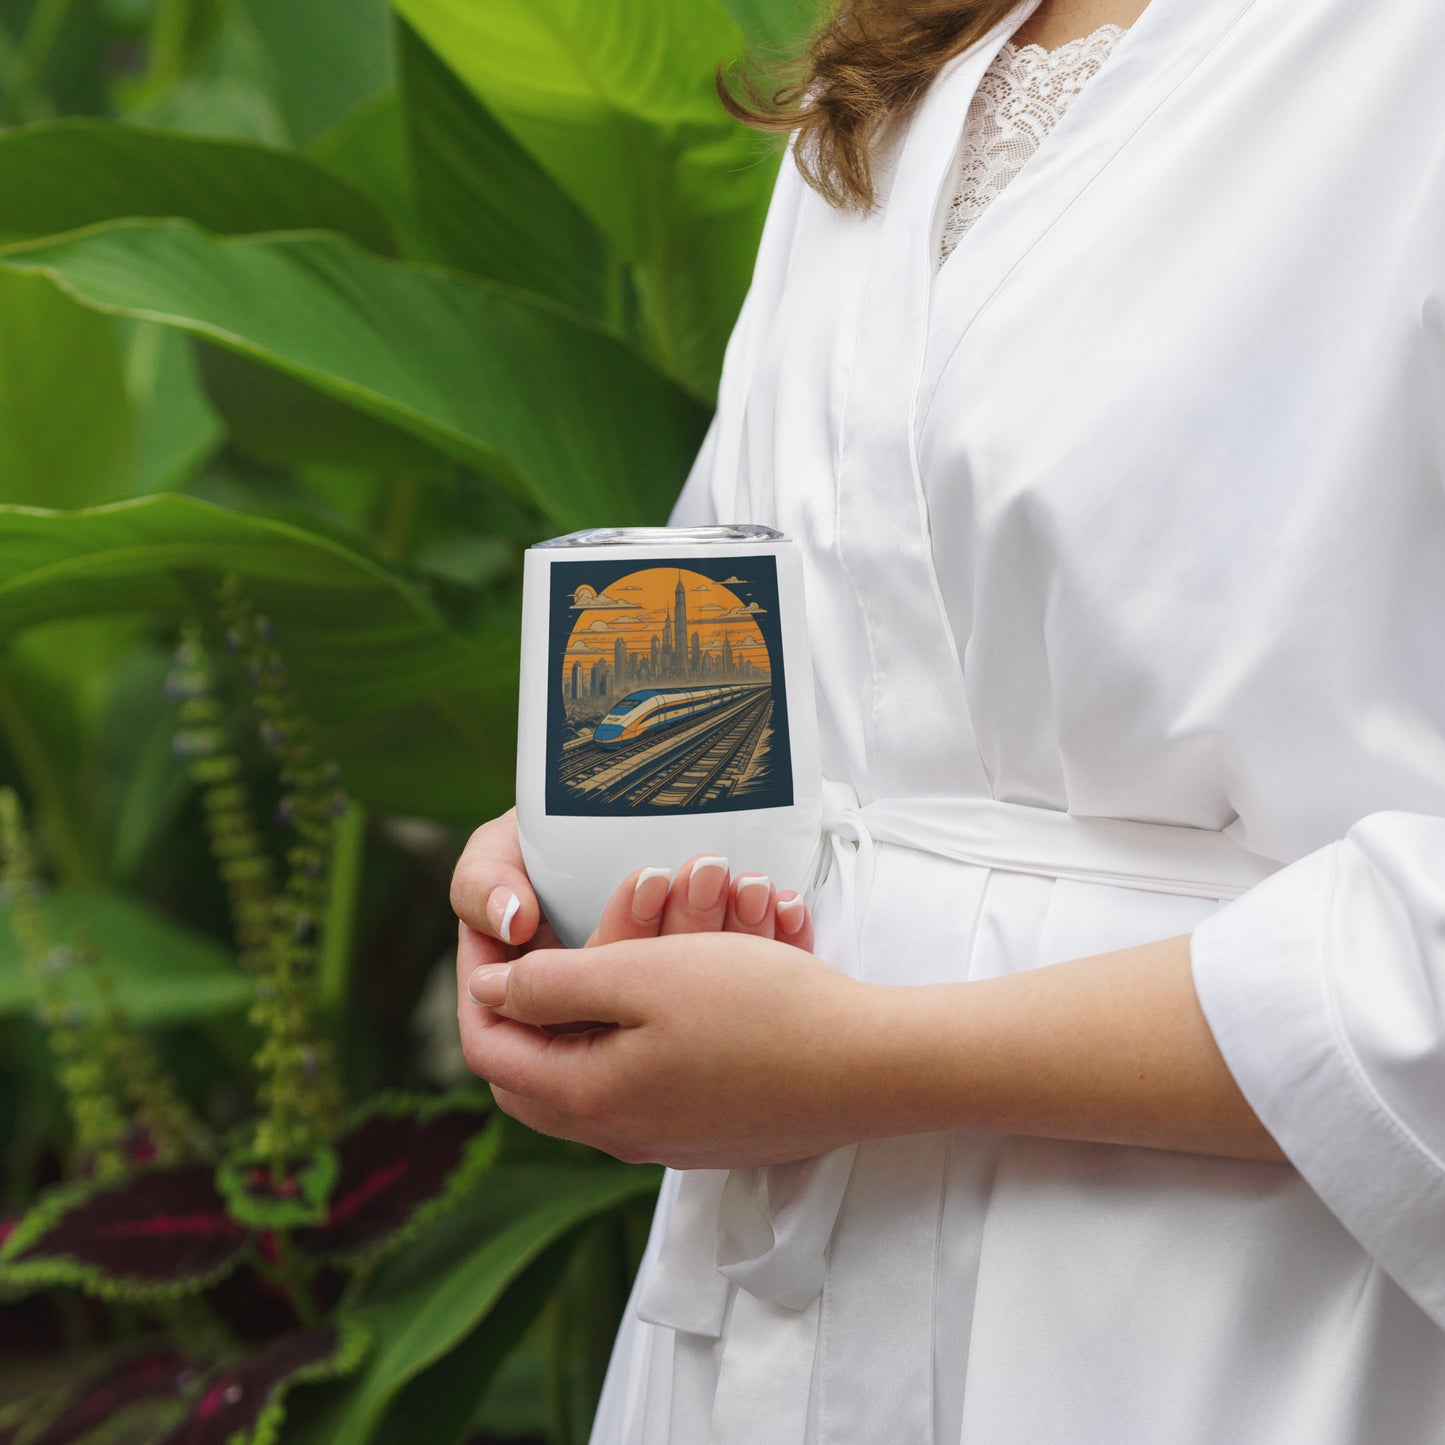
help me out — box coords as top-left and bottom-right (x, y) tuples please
(0, 119), (396, 252)
(0, 269), (134, 508)
(1, 220), (708, 528)
(216, 1143), (339, 1230)
(397, 22), (609, 320)
(290, 1163), (660, 1445)
(0, 886), (252, 1024)
(370, 1240), (570, 1445)
(390, 0), (776, 398)
(0, 494), (519, 825)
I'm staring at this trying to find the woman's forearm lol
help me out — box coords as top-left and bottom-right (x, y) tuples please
(871, 933), (1288, 1164)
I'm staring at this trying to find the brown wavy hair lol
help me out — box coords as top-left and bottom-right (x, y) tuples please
(720, 0), (1021, 212)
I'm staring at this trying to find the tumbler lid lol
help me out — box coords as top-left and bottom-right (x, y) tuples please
(534, 524), (786, 548)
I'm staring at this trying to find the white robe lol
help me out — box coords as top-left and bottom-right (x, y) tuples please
(590, 0), (1445, 1439)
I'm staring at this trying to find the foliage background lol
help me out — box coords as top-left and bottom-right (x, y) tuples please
(0, 0), (816, 1440)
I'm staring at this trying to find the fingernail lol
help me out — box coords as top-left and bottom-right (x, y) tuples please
(467, 963), (511, 1006)
(687, 856), (729, 912)
(776, 894), (806, 936)
(632, 866), (673, 922)
(488, 887), (520, 945)
(735, 874), (771, 927)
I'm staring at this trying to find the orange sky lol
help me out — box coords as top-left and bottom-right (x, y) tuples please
(561, 566), (771, 687)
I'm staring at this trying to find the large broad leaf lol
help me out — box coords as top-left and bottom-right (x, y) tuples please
(0, 120), (395, 252)
(720, 0), (824, 55)
(310, 91), (439, 266)
(126, 324), (225, 496)
(0, 886), (252, 1023)
(390, 0), (777, 399)
(242, 0), (393, 145)
(0, 495), (519, 825)
(397, 23), (609, 321)
(289, 1163), (660, 1445)
(1, 220), (708, 528)
(0, 270), (134, 508)
(120, 0), (291, 146)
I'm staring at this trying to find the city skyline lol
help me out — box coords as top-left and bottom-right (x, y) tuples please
(561, 566), (772, 703)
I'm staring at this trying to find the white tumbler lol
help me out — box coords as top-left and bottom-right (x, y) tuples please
(515, 525), (821, 948)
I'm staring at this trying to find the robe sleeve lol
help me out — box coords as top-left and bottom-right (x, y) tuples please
(1190, 810), (1445, 1329)
(666, 412), (722, 528)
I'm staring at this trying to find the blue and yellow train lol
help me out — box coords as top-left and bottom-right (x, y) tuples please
(592, 683), (764, 749)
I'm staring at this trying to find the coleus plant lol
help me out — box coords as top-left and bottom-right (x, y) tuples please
(0, 577), (498, 1445)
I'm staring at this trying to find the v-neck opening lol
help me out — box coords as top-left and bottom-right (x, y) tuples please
(916, 0), (1263, 434)
(933, 22), (1134, 279)
(926, 11), (1153, 289)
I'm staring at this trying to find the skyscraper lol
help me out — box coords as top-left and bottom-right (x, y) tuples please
(674, 575), (688, 675)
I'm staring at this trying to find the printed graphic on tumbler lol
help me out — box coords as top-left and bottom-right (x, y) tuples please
(545, 555), (794, 817)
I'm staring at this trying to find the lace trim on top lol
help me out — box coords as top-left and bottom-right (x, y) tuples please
(939, 24), (1127, 267)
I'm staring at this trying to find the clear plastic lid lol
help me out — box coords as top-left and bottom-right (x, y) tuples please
(534, 524), (786, 549)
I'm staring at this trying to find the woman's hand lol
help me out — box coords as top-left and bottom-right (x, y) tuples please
(460, 931), (875, 1169)
(452, 813), (817, 1080)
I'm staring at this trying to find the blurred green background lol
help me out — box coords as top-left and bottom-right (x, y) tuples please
(0, 1), (819, 1441)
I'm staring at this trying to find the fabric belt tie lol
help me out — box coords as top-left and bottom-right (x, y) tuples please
(636, 781), (1284, 1338)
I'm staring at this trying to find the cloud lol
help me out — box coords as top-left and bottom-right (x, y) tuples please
(698, 603), (725, 613)
(691, 582), (712, 592)
(565, 642), (605, 655)
(614, 584), (642, 591)
(569, 584), (633, 611)
(723, 603), (766, 617)
(722, 575), (747, 585)
(583, 619), (613, 633)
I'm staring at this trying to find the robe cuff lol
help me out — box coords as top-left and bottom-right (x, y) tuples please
(1190, 837), (1445, 1330)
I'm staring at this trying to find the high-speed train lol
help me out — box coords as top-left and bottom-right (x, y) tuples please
(592, 683), (765, 749)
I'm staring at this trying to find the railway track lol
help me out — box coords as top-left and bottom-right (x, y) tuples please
(636, 693), (773, 808)
(567, 692), (771, 805)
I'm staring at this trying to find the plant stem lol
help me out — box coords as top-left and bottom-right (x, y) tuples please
(318, 799), (365, 1025)
(380, 472), (422, 562)
(267, 1232), (322, 1330)
(3, 0), (77, 122)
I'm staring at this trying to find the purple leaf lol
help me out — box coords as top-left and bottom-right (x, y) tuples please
(31, 1350), (198, 1445)
(0, 1165), (247, 1301)
(294, 1094), (495, 1264)
(158, 1323), (368, 1445)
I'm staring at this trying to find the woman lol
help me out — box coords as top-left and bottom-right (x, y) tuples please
(452, 0), (1445, 1439)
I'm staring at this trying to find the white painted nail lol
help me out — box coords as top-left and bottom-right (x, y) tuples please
(687, 856), (729, 911)
(735, 874), (772, 927)
(776, 895), (806, 935)
(632, 866), (674, 921)
(489, 886), (521, 945)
